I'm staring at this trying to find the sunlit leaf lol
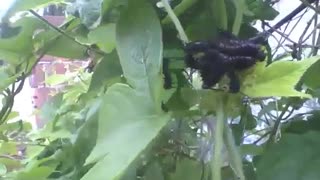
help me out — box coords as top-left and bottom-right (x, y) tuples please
(241, 57), (320, 98)
(45, 73), (77, 86)
(0, 142), (16, 154)
(0, 158), (21, 172)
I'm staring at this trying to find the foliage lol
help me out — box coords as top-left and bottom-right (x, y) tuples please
(0, 0), (320, 180)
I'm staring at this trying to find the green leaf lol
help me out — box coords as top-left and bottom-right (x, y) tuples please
(39, 93), (63, 123)
(241, 57), (320, 98)
(256, 131), (320, 180)
(72, 99), (100, 167)
(3, 0), (63, 19)
(88, 23), (116, 53)
(0, 142), (17, 154)
(247, 0), (279, 20)
(285, 111), (320, 134)
(33, 30), (89, 59)
(14, 164), (56, 180)
(180, 88), (243, 117)
(81, 84), (170, 180)
(0, 67), (19, 92)
(168, 158), (203, 180)
(0, 163), (7, 176)
(88, 52), (123, 92)
(0, 49), (20, 65)
(143, 162), (165, 180)
(4, 111), (19, 121)
(0, 17), (45, 64)
(116, 0), (163, 108)
(241, 106), (257, 130)
(0, 159), (21, 173)
(302, 60), (320, 90)
(45, 73), (77, 86)
(240, 144), (264, 156)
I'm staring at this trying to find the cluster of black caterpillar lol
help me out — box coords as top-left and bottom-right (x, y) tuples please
(184, 31), (267, 93)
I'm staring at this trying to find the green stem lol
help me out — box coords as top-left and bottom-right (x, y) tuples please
(161, 0), (190, 44)
(232, 0), (245, 35)
(224, 123), (245, 180)
(212, 0), (228, 30)
(267, 103), (290, 146)
(211, 95), (226, 180)
(162, 0), (199, 24)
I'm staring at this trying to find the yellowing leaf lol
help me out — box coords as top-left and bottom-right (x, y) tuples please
(241, 56), (320, 98)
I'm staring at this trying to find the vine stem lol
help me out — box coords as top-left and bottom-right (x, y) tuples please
(212, 0), (228, 30)
(161, 0), (190, 44)
(211, 95), (226, 180)
(232, 0), (245, 35)
(224, 122), (245, 180)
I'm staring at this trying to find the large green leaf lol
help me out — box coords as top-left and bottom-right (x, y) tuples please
(81, 84), (170, 180)
(88, 23), (116, 53)
(168, 159), (203, 180)
(0, 17), (45, 64)
(72, 99), (100, 168)
(256, 131), (320, 180)
(88, 52), (123, 92)
(0, 67), (19, 92)
(39, 93), (64, 123)
(241, 57), (320, 98)
(246, 0), (279, 20)
(33, 30), (89, 59)
(302, 60), (320, 90)
(116, 0), (163, 107)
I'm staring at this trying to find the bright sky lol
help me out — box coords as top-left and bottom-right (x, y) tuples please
(0, 0), (14, 18)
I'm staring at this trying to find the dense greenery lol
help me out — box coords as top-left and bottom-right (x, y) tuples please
(0, 0), (320, 179)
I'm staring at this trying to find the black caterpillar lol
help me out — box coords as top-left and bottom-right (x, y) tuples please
(183, 31), (267, 93)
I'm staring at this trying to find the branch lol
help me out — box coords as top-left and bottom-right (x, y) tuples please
(267, 103), (290, 146)
(259, 0), (317, 36)
(29, 10), (106, 56)
(161, 0), (189, 44)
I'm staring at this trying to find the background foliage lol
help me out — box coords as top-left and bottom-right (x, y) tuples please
(0, 0), (320, 180)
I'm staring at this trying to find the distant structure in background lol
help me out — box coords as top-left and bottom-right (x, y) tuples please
(43, 4), (65, 16)
(29, 5), (87, 128)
